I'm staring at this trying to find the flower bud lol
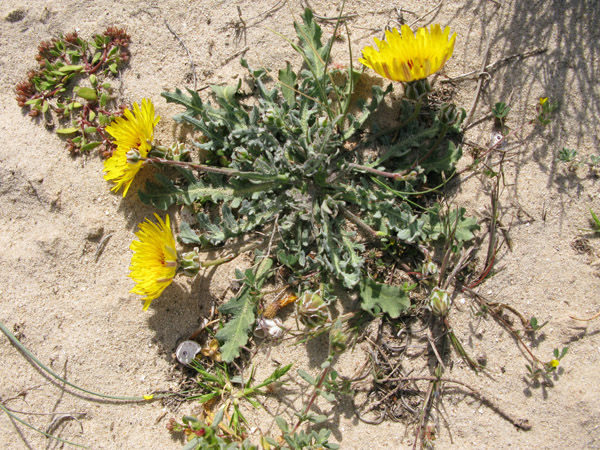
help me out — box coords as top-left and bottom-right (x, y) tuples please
(297, 291), (329, 327)
(167, 142), (191, 161)
(422, 261), (438, 277)
(429, 287), (451, 317)
(404, 78), (431, 101)
(437, 103), (463, 127)
(126, 148), (142, 164)
(178, 249), (201, 277)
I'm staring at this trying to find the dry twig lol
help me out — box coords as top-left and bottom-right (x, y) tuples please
(164, 20), (197, 91)
(464, 35), (491, 128)
(387, 375), (531, 430)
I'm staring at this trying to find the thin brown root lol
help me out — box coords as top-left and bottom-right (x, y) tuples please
(570, 310), (600, 321)
(388, 376), (531, 431)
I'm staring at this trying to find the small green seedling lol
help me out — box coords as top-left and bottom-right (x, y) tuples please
(537, 97), (558, 126)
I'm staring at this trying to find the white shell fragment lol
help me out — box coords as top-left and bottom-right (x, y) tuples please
(490, 131), (506, 149)
(175, 340), (201, 365)
(254, 318), (284, 340)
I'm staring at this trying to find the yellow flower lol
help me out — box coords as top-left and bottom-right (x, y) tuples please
(129, 214), (178, 310)
(550, 359), (560, 368)
(201, 338), (222, 362)
(359, 24), (456, 82)
(539, 97), (548, 105)
(103, 99), (160, 197)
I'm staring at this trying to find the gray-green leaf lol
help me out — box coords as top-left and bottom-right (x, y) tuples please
(359, 278), (413, 318)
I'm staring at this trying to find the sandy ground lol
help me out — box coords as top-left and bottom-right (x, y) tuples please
(1, 1), (600, 449)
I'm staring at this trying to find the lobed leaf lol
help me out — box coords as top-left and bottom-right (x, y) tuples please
(359, 278), (413, 318)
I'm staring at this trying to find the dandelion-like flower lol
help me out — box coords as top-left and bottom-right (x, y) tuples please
(359, 24), (456, 82)
(103, 99), (160, 196)
(129, 213), (177, 310)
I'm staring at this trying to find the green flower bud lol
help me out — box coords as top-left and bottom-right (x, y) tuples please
(126, 148), (142, 164)
(297, 291), (329, 327)
(422, 261), (438, 277)
(178, 249), (201, 277)
(404, 78), (431, 101)
(167, 142), (191, 161)
(437, 103), (463, 127)
(429, 287), (451, 317)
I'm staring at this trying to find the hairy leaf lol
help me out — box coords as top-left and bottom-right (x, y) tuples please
(424, 206), (479, 244)
(359, 278), (413, 318)
(216, 258), (273, 362)
(278, 61), (298, 105)
(138, 170), (236, 210)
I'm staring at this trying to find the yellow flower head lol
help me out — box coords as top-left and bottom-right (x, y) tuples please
(359, 24), (456, 82)
(103, 99), (160, 197)
(550, 359), (560, 368)
(129, 213), (177, 310)
(539, 97), (548, 105)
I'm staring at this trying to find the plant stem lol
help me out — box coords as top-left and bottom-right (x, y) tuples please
(416, 124), (449, 166)
(293, 364), (331, 433)
(348, 163), (410, 180)
(143, 157), (238, 175)
(0, 320), (157, 402)
(144, 157), (290, 184)
(463, 288), (545, 365)
(0, 401), (89, 449)
(387, 375), (531, 430)
(201, 241), (261, 268)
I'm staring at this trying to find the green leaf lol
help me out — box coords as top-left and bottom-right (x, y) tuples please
(178, 221), (204, 245)
(319, 390), (335, 402)
(307, 414), (328, 424)
(343, 84), (393, 140)
(216, 258), (273, 362)
(590, 209), (600, 231)
(420, 140), (462, 173)
(56, 127), (79, 134)
(275, 416), (289, 433)
(297, 369), (315, 386)
(181, 438), (200, 450)
(139, 169), (236, 210)
(293, 8), (331, 78)
(76, 87), (97, 102)
(162, 87), (205, 117)
(80, 141), (102, 152)
(424, 207), (479, 244)
(58, 64), (83, 73)
(359, 278), (412, 318)
(278, 62), (297, 105)
(211, 80), (241, 106)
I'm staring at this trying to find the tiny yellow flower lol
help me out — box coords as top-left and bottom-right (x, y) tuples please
(143, 394), (154, 400)
(359, 24), (456, 82)
(103, 99), (160, 196)
(201, 338), (222, 362)
(129, 214), (177, 310)
(539, 97), (548, 105)
(550, 359), (560, 368)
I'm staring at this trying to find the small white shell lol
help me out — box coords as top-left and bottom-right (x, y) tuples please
(490, 131), (506, 149)
(175, 340), (201, 365)
(254, 318), (284, 340)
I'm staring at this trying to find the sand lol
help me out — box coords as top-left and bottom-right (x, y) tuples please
(1, 1), (599, 449)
